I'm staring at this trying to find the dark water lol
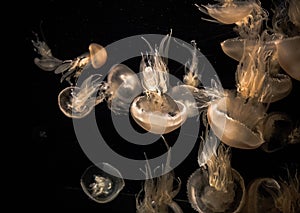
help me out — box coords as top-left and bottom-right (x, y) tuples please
(29, 0), (300, 211)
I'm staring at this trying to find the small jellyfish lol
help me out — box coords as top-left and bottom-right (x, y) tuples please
(106, 64), (142, 114)
(32, 36), (107, 84)
(195, 0), (257, 25)
(136, 137), (183, 213)
(130, 32), (187, 134)
(243, 170), (300, 213)
(80, 162), (125, 203)
(58, 74), (107, 118)
(88, 43), (107, 69)
(187, 132), (246, 213)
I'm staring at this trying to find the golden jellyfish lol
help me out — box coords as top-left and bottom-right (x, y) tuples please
(106, 64), (142, 114)
(88, 43), (107, 69)
(80, 162), (125, 203)
(187, 131), (246, 213)
(33, 36), (107, 84)
(58, 74), (107, 118)
(169, 40), (202, 118)
(130, 32), (187, 134)
(207, 90), (266, 149)
(221, 33), (293, 103)
(195, 0), (257, 25)
(136, 137), (183, 213)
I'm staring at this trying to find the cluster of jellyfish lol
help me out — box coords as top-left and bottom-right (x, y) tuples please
(32, 0), (300, 212)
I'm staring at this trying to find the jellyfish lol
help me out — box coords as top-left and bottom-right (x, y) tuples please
(32, 36), (107, 84)
(106, 64), (142, 114)
(58, 74), (107, 118)
(130, 32), (187, 134)
(243, 170), (300, 213)
(136, 137), (183, 213)
(195, 0), (257, 25)
(80, 162), (125, 203)
(235, 36), (292, 103)
(187, 131), (246, 213)
(168, 40), (202, 118)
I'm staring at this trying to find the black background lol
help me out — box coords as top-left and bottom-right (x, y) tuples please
(29, 0), (300, 211)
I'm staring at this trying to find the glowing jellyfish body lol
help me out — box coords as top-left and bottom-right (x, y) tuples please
(196, 0), (256, 24)
(207, 90), (266, 149)
(58, 74), (106, 118)
(80, 162), (125, 203)
(232, 37), (292, 103)
(88, 43), (107, 69)
(275, 36), (300, 81)
(106, 64), (142, 113)
(130, 32), (187, 134)
(33, 37), (107, 84)
(187, 138), (245, 213)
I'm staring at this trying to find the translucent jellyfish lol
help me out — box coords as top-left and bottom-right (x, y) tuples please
(235, 37), (292, 103)
(187, 132), (246, 213)
(106, 64), (142, 114)
(168, 40), (201, 118)
(58, 74), (107, 118)
(32, 36), (107, 84)
(206, 89), (266, 149)
(275, 36), (300, 81)
(136, 137), (183, 213)
(80, 162), (125, 203)
(169, 85), (199, 118)
(195, 0), (257, 25)
(130, 32), (187, 134)
(243, 171), (300, 213)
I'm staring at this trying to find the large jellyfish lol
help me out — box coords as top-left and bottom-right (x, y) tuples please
(130, 32), (187, 134)
(187, 130), (246, 212)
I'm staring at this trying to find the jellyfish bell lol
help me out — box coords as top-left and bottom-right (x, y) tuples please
(196, 0), (257, 24)
(58, 74), (105, 118)
(80, 162), (125, 203)
(106, 64), (142, 113)
(187, 167), (245, 213)
(275, 36), (300, 81)
(130, 92), (187, 134)
(168, 84), (199, 118)
(88, 43), (107, 69)
(207, 90), (266, 149)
